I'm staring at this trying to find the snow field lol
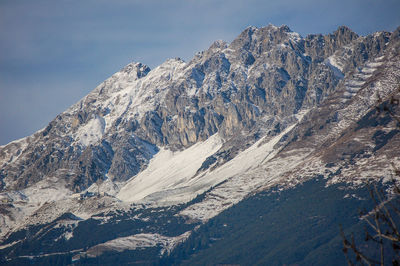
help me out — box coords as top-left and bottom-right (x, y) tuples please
(117, 134), (223, 203)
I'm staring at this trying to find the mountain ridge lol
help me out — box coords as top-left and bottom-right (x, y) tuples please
(0, 24), (399, 264)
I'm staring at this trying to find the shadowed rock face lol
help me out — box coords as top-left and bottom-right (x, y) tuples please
(0, 25), (398, 193)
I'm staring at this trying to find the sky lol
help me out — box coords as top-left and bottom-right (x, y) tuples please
(0, 0), (399, 145)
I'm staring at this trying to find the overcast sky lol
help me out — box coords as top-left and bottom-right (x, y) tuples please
(1, 0), (399, 145)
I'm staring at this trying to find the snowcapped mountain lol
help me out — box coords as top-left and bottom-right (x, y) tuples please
(0, 24), (400, 264)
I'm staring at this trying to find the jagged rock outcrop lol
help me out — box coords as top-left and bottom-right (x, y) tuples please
(0, 24), (398, 194)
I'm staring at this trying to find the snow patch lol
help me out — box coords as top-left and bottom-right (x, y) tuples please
(86, 176), (123, 197)
(117, 134), (223, 204)
(0, 240), (21, 250)
(82, 231), (191, 258)
(325, 56), (344, 78)
(75, 115), (105, 146)
(179, 119), (307, 221)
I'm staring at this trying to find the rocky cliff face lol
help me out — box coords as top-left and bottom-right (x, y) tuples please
(2, 25), (394, 193)
(0, 25), (399, 263)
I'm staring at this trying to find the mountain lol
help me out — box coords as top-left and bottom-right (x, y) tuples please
(0, 24), (399, 265)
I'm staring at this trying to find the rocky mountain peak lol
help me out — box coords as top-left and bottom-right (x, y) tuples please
(334, 25), (358, 40)
(230, 24), (300, 53)
(208, 40), (228, 51)
(120, 62), (151, 79)
(389, 26), (400, 48)
(330, 25), (359, 49)
(277, 24), (292, 33)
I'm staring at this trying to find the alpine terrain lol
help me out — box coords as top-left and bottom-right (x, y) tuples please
(1, 24), (400, 265)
